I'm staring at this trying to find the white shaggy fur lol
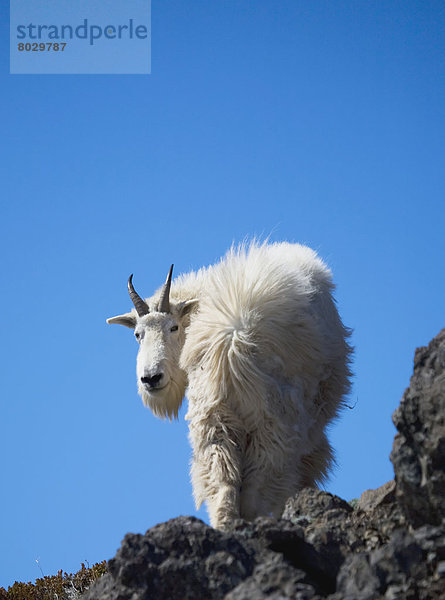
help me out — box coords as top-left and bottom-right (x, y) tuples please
(107, 241), (352, 528)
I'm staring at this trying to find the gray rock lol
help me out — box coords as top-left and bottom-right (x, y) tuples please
(225, 553), (315, 600)
(83, 516), (256, 600)
(335, 553), (381, 600)
(334, 522), (445, 600)
(282, 488), (353, 523)
(232, 516), (338, 596)
(357, 480), (396, 513)
(390, 328), (445, 528)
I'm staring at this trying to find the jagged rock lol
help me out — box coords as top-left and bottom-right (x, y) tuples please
(390, 328), (445, 527)
(334, 522), (445, 600)
(232, 516), (338, 596)
(282, 489), (359, 581)
(82, 328), (445, 600)
(333, 552), (381, 600)
(225, 553), (318, 600)
(282, 487), (404, 568)
(82, 516), (256, 600)
(357, 480), (395, 513)
(282, 488), (353, 523)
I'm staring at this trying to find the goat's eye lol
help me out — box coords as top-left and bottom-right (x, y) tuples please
(170, 325), (179, 332)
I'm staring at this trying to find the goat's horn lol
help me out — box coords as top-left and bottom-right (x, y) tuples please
(158, 264), (174, 313)
(127, 274), (150, 317)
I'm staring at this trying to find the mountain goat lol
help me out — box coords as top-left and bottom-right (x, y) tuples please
(107, 241), (352, 529)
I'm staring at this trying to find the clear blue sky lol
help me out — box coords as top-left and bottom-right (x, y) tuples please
(1, 0), (444, 589)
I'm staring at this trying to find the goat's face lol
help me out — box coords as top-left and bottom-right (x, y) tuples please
(107, 269), (198, 420)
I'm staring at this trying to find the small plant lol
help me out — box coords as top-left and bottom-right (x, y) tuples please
(0, 560), (107, 600)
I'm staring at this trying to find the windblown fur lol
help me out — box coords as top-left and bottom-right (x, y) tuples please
(108, 241), (352, 528)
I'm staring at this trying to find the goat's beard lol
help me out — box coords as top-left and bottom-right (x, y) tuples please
(139, 371), (187, 420)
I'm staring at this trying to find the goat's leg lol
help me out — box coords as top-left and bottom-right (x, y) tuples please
(188, 417), (243, 529)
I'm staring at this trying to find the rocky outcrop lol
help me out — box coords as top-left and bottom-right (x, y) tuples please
(83, 517), (257, 600)
(390, 328), (445, 528)
(83, 328), (445, 600)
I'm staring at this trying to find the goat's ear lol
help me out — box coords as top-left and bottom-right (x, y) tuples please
(107, 312), (137, 329)
(178, 299), (199, 319)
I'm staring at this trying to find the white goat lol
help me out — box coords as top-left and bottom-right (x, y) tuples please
(107, 241), (352, 528)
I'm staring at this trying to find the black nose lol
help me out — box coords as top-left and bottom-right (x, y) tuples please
(141, 373), (164, 388)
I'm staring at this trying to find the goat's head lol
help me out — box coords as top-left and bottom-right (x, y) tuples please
(107, 265), (198, 419)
